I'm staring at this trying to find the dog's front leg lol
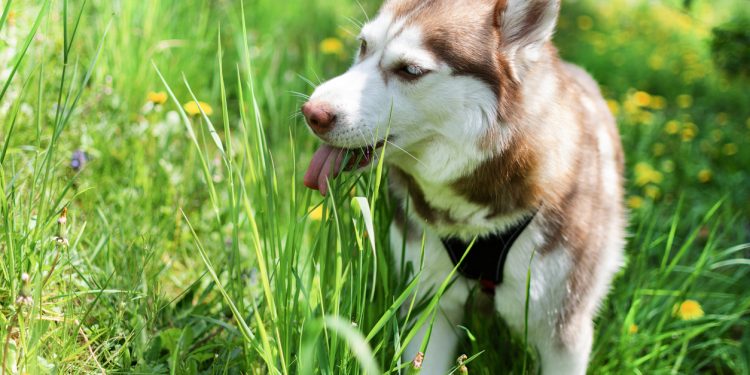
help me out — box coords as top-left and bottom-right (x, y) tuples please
(535, 314), (593, 375)
(390, 222), (470, 374)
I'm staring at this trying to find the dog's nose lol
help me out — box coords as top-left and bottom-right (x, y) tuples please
(302, 102), (336, 135)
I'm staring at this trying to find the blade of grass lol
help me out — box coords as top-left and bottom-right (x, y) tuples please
(183, 75), (226, 157)
(0, 0), (12, 33)
(302, 316), (381, 375)
(0, 72), (35, 165)
(153, 62), (222, 222)
(180, 211), (272, 359)
(522, 248), (537, 375)
(395, 238), (477, 363)
(0, 0), (49, 103)
(365, 271), (422, 342)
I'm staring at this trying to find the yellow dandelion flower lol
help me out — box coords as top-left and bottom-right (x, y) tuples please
(650, 96), (667, 110)
(723, 143), (738, 156)
(623, 101), (639, 117)
(634, 162), (663, 186)
(627, 196), (644, 209)
(652, 143), (666, 157)
(648, 54), (664, 70)
(183, 101), (213, 117)
(606, 100), (620, 116)
(674, 300), (704, 321)
(637, 111), (654, 125)
(665, 120), (680, 135)
(644, 185), (661, 200)
(677, 94), (693, 109)
(681, 128), (696, 142)
(147, 91), (168, 105)
(320, 37), (344, 56)
(680, 122), (698, 142)
(8, 11), (16, 26)
(697, 169), (712, 183)
(309, 205), (325, 221)
(577, 15), (594, 31)
(633, 91), (652, 107)
(628, 324), (638, 335)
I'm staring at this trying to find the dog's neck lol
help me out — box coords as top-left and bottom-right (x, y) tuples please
(387, 48), (577, 237)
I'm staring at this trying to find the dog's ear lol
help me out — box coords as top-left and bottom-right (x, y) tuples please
(495, 0), (560, 54)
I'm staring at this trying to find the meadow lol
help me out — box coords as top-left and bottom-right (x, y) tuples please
(0, 0), (748, 374)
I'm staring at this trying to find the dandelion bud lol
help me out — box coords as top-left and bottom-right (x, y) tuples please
(457, 354), (468, 365)
(459, 365), (468, 374)
(56, 208), (68, 243)
(53, 237), (70, 247)
(57, 208), (68, 229)
(411, 352), (424, 370)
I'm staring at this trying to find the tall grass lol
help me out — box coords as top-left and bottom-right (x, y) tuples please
(0, 0), (748, 374)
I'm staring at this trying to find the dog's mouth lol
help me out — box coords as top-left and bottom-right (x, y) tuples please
(304, 140), (386, 196)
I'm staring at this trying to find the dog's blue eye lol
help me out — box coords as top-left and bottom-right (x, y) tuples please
(405, 65), (422, 76)
(397, 64), (428, 80)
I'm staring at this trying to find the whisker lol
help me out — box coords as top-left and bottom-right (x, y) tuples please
(289, 111), (305, 121)
(359, 127), (425, 167)
(311, 70), (324, 85)
(344, 17), (363, 31)
(355, 0), (370, 23)
(356, 128), (372, 149)
(289, 91), (311, 100)
(385, 140), (427, 168)
(364, 126), (379, 148)
(297, 74), (318, 89)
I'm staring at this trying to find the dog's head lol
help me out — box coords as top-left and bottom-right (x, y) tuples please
(303, 0), (561, 194)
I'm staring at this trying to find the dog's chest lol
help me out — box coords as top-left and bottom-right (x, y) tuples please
(393, 171), (530, 239)
(422, 183), (497, 231)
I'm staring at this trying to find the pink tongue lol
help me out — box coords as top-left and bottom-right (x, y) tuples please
(304, 145), (372, 196)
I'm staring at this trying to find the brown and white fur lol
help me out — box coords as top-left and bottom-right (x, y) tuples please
(301, 0), (625, 373)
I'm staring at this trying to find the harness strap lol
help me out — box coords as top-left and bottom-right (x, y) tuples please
(441, 212), (536, 295)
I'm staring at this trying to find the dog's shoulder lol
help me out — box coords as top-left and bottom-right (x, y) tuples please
(559, 62), (603, 98)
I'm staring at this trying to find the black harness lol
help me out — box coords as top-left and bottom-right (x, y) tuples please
(441, 212), (536, 295)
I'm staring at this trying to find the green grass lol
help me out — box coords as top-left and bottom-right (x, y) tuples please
(1, 0), (748, 374)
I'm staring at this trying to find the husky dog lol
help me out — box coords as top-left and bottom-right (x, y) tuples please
(302, 0), (625, 373)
